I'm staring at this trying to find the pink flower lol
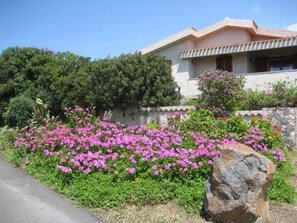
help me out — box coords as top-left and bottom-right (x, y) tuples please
(83, 168), (91, 174)
(25, 157), (29, 165)
(126, 167), (136, 173)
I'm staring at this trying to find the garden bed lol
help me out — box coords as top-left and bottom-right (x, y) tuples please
(0, 106), (296, 222)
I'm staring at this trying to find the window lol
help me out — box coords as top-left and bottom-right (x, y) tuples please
(269, 57), (293, 71)
(216, 55), (233, 72)
(255, 57), (268, 72)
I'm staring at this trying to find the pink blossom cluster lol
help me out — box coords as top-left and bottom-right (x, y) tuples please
(270, 148), (286, 162)
(14, 106), (286, 177)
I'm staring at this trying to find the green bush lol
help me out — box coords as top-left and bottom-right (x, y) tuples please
(240, 90), (277, 110)
(197, 69), (245, 116)
(3, 96), (35, 128)
(0, 47), (179, 123)
(240, 80), (297, 110)
(270, 80), (297, 107)
(179, 109), (227, 137)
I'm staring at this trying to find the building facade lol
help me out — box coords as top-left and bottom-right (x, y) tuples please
(141, 18), (297, 97)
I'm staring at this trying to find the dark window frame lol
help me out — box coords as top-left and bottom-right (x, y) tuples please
(216, 55), (233, 72)
(269, 56), (293, 71)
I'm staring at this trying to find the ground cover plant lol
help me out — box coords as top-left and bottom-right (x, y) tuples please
(1, 106), (295, 215)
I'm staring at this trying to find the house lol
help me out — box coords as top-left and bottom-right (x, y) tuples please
(140, 18), (297, 97)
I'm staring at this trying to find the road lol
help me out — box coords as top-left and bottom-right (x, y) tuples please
(0, 156), (103, 223)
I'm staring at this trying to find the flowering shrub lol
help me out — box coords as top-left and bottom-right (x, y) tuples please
(197, 69), (245, 116)
(179, 109), (287, 165)
(9, 106), (292, 211)
(15, 107), (220, 180)
(166, 112), (182, 127)
(15, 106), (286, 179)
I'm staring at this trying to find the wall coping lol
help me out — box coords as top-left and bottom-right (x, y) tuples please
(141, 106), (195, 112)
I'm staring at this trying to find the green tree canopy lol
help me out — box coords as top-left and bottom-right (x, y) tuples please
(0, 47), (179, 125)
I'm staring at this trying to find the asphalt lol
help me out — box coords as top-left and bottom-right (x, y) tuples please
(0, 156), (103, 223)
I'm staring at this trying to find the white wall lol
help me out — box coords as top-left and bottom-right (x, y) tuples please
(233, 53), (249, 74)
(187, 78), (200, 97)
(185, 70), (297, 97)
(240, 70), (297, 91)
(156, 40), (195, 95)
(192, 53), (250, 78)
(193, 56), (216, 76)
(195, 29), (251, 48)
(110, 106), (195, 125)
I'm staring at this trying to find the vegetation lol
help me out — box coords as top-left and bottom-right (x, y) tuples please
(240, 80), (297, 110)
(197, 69), (245, 116)
(0, 106), (294, 215)
(3, 96), (35, 128)
(0, 51), (296, 220)
(0, 47), (179, 126)
(186, 76), (297, 111)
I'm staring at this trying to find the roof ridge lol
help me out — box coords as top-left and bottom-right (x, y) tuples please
(141, 18), (297, 54)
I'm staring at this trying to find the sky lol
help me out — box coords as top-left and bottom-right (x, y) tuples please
(1, 0), (297, 60)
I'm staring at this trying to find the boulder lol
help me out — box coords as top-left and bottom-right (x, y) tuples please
(204, 144), (275, 223)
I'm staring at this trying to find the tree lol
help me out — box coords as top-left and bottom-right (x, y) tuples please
(0, 47), (54, 124)
(88, 52), (179, 111)
(0, 47), (179, 125)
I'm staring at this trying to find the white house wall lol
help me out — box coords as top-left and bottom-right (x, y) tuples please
(233, 53), (249, 74)
(242, 70), (297, 91)
(194, 57), (216, 77)
(195, 29), (252, 48)
(156, 40), (195, 96)
(191, 53), (250, 78)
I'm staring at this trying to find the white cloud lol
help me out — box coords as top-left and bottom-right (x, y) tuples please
(252, 5), (261, 13)
(287, 23), (297, 31)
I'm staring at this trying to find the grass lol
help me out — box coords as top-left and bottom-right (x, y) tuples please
(268, 151), (297, 203)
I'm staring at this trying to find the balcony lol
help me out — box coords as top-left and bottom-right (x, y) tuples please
(186, 69), (297, 97)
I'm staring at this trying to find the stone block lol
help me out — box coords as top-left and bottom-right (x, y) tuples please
(204, 144), (275, 223)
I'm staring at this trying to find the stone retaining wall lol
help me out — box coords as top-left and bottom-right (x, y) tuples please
(262, 107), (297, 150)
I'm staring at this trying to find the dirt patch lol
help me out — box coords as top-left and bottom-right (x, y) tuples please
(92, 201), (297, 223)
(270, 201), (297, 223)
(91, 203), (210, 223)
(269, 154), (297, 223)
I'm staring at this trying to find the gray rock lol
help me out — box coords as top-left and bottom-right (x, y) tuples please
(285, 126), (295, 134)
(283, 108), (289, 116)
(204, 144), (275, 223)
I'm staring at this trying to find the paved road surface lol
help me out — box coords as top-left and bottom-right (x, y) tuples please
(0, 156), (103, 223)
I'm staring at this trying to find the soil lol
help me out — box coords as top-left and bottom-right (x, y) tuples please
(90, 156), (297, 223)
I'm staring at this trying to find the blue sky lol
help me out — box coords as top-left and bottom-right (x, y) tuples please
(1, 0), (297, 60)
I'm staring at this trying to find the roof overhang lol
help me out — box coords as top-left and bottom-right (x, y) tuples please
(180, 36), (297, 59)
(140, 18), (297, 55)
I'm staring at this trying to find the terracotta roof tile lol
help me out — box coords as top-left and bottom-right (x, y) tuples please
(181, 35), (297, 54)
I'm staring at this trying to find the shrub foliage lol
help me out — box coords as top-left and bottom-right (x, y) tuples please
(240, 80), (297, 110)
(0, 47), (179, 126)
(3, 96), (35, 128)
(197, 69), (245, 116)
